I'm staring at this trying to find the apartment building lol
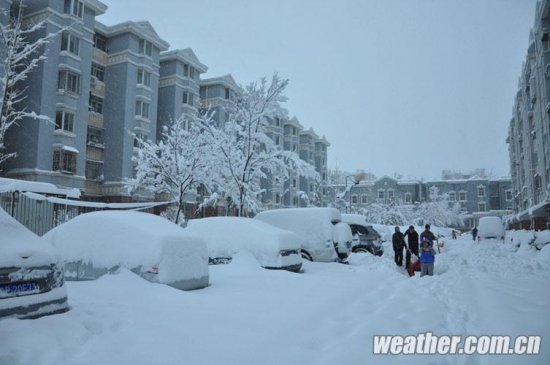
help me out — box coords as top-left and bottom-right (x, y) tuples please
(335, 174), (512, 228)
(157, 48), (207, 137)
(1, 0), (330, 210)
(507, 0), (550, 229)
(4, 0), (107, 192)
(199, 74), (240, 127)
(91, 21), (168, 201)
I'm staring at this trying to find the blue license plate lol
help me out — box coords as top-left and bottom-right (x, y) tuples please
(0, 282), (39, 297)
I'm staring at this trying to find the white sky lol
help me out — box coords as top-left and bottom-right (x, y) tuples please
(98, 0), (537, 180)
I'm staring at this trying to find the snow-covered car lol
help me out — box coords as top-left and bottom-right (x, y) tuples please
(185, 217), (302, 272)
(477, 216), (505, 240)
(42, 211), (209, 290)
(0, 207), (68, 319)
(255, 208), (352, 262)
(341, 214), (384, 256)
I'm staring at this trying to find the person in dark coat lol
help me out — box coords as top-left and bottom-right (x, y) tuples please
(403, 225), (419, 269)
(472, 226), (478, 241)
(392, 226), (406, 267)
(420, 224), (437, 246)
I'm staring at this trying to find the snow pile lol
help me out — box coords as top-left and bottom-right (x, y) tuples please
(533, 230), (550, 250)
(505, 230), (550, 251)
(185, 217), (301, 268)
(0, 207), (60, 268)
(477, 216), (505, 239)
(0, 234), (549, 364)
(256, 208), (342, 261)
(42, 211), (209, 285)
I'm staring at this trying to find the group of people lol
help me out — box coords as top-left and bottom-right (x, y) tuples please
(392, 224), (438, 277)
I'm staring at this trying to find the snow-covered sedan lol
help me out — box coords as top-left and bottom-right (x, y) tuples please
(42, 211), (209, 290)
(0, 208), (69, 319)
(184, 217), (302, 272)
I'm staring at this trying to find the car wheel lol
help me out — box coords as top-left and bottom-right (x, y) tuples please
(353, 247), (369, 254)
(301, 250), (313, 261)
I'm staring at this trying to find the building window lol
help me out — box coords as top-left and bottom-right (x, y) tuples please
(292, 178), (297, 188)
(58, 70), (80, 94)
(275, 136), (280, 145)
(478, 202), (486, 212)
(182, 91), (194, 106)
(388, 190), (395, 201)
(93, 33), (107, 51)
(459, 191), (467, 201)
(310, 184), (314, 193)
(404, 192), (412, 204)
(138, 39), (152, 56)
(55, 111), (74, 132)
(137, 69), (151, 86)
(89, 95), (103, 114)
(133, 133), (148, 147)
(361, 195), (368, 204)
(91, 63), (104, 82)
(225, 87), (230, 100)
(275, 194), (280, 204)
(64, 0), (83, 18)
(61, 32), (80, 55)
(135, 101), (150, 118)
(535, 174), (542, 191)
(505, 190), (513, 201)
(53, 150), (77, 174)
(378, 190), (385, 200)
(351, 195), (358, 204)
(87, 126), (103, 147)
(449, 191), (456, 202)
(477, 186), (485, 198)
(85, 161), (103, 180)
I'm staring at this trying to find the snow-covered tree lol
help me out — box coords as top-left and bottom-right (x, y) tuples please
(201, 74), (319, 216)
(0, 0), (56, 166)
(126, 113), (216, 223)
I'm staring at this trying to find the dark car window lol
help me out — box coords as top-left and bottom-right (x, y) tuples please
(355, 225), (369, 235)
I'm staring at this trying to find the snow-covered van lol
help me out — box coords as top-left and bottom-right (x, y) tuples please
(255, 208), (352, 262)
(477, 216), (505, 241)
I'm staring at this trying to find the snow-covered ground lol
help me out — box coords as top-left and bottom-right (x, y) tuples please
(1, 236), (549, 365)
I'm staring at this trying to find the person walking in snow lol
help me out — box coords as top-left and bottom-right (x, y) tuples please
(472, 226), (478, 242)
(392, 226), (406, 267)
(419, 236), (436, 276)
(403, 225), (419, 269)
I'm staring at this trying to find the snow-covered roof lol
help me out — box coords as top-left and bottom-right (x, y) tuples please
(95, 20), (170, 51)
(0, 177), (81, 198)
(87, 0), (108, 15)
(160, 48), (208, 73)
(200, 74), (240, 91)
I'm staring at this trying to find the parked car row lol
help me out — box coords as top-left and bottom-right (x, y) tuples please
(1, 207), (385, 320)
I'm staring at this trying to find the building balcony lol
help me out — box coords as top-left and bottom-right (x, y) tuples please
(92, 48), (108, 65)
(90, 77), (105, 97)
(88, 112), (104, 129)
(84, 180), (102, 196)
(86, 145), (104, 162)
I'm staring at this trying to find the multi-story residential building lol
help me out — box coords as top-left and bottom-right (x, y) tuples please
(157, 48), (207, 137)
(199, 74), (240, 127)
(1, 0), (330, 214)
(335, 173), (512, 228)
(507, 0), (550, 229)
(89, 21), (168, 201)
(4, 0), (107, 192)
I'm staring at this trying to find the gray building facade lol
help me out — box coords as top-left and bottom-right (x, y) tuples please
(507, 0), (550, 229)
(4, 0), (107, 192)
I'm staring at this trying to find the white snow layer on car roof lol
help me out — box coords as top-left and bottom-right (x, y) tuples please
(340, 213), (368, 226)
(0, 207), (59, 267)
(42, 211), (209, 283)
(185, 217), (301, 260)
(255, 208), (340, 246)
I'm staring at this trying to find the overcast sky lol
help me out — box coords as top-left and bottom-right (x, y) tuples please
(99, 0), (537, 180)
